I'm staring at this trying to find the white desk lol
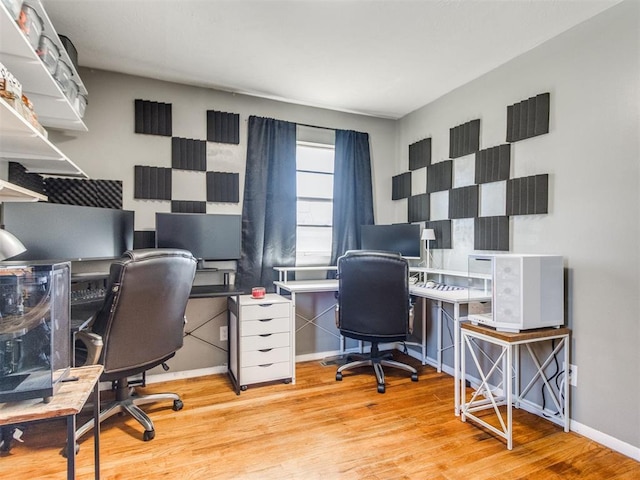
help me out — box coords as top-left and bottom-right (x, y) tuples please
(273, 280), (340, 349)
(460, 323), (571, 449)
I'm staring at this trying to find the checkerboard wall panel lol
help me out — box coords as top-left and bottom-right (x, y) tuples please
(207, 172), (240, 203)
(474, 216), (509, 251)
(408, 193), (429, 222)
(134, 166), (172, 200)
(427, 160), (452, 194)
(475, 144), (511, 184)
(134, 230), (156, 249)
(172, 201), (207, 213)
(506, 174), (549, 215)
(392, 172), (411, 200)
(207, 110), (240, 144)
(449, 185), (478, 219)
(449, 119), (480, 159)
(506, 93), (550, 142)
(172, 137), (207, 171)
(409, 138), (431, 171)
(425, 220), (452, 249)
(44, 178), (123, 209)
(134, 99), (172, 136)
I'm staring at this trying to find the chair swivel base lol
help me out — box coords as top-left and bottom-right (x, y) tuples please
(75, 387), (183, 446)
(336, 353), (418, 393)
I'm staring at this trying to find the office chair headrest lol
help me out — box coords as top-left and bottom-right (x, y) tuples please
(122, 248), (196, 262)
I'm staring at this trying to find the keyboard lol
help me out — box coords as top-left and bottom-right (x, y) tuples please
(417, 282), (465, 292)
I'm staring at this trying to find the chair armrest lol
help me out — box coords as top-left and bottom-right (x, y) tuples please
(335, 304), (340, 329)
(75, 331), (104, 365)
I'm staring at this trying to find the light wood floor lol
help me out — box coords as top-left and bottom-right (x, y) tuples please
(1, 353), (638, 479)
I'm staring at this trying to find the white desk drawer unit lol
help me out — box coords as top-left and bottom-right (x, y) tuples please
(228, 294), (294, 393)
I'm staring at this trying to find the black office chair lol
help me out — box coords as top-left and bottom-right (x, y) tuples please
(74, 248), (197, 442)
(335, 250), (418, 393)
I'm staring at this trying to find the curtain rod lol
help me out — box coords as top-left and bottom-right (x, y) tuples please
(296, 122), (336, 132)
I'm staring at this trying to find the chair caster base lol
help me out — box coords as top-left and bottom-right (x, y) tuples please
(411, 373), (418, 382)
(143, 429), (155, 441)
(173, 399), (183, 411)
(336, 372), (343, 381)
(377, 384), (385, 394)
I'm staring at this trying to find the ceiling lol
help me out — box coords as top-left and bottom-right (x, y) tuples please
(43, 0), (621, 119)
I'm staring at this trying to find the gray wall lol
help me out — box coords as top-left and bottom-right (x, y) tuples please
(396, 0), (639, 451)
(49, 69), (397, 373)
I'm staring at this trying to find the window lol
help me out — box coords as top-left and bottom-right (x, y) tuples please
(296, 141), (335, 266)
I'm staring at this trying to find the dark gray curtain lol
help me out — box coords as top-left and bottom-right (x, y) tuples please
(237, 116), (297, 290)
(330, 130), (374, 266)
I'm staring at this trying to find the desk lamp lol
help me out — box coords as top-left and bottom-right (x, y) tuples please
(0, 228), (26, 260)
(421, 228), (436, 269)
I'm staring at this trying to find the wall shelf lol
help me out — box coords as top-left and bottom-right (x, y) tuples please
(0, 97), (86, 177)
(0, 178), (46, 202)
(0, 1), (87, 132)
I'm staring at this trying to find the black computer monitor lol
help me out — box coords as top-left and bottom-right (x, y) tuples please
(1, 203), (134, 261)
(360, 223), (421, 259)
(155, 213), (242, 260)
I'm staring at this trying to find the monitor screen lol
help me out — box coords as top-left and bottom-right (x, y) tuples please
(360, 223), (421, 259)
(1, 203), (134, 261)
(155, 213), (241, 260)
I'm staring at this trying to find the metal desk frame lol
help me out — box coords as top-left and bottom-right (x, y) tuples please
(460, 323), (571, 450)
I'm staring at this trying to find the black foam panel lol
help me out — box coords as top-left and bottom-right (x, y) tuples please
(207, 172), (240, 203)
(172, 137), (207, 171)
(8, 162), (45, 196)
(408, 193), (429, 222)
(409, 138), (431, 171)
(506, 174), (549, 215)
(449, 185), (478, 219)
(392, 172), (411, 200)
(207, 110), (240, 144)
(449, 119), (480, 158)
(172, 201), (206, 213)
(44, 178), (123, 209)
(134, 166), (172, 200)
(475, 144), (511, 184)
(134, 230), (156, 249)
(506, 93), (550, 142)
(134, 99), (172, 136)
(425, 220), (452, 249)
(474, 216), (509, 251)
(427, 160), (452, 194)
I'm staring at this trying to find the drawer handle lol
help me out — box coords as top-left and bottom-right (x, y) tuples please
(259, 334), (272, 338)
(259, 348), (273, 353)
(259, 318), (273, 322)
(259, 364), (273, 368)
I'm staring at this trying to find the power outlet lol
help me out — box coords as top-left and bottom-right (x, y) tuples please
(564, 362), (578, 387)
(220, 326), (228, 342)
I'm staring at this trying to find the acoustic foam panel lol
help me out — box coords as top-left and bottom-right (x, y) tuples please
(506, 92), (550, 142)
(207, 172), (240, 203)
(474, 216), (509, 251)
(44, 178), (123, 209)
(134, 166), (172, 200)
(506, 174), (549, 215)
(449, 119), (480, 159)
(172, 201), (207, 213)
(425, 220), (452, 249)
(449, 185), (478, 219)
(409, 137), (431, 171)
(8, 162), (45, 196)
(408, 193), (429, 223)
(427, 160), (452, 194)
(172, 137), (207, 171)
(475, 144), (511, 184)
(207, 110), (240, 144)
(392, 172), (411, 200)
(134, 230), (156, 249)
(134, 99), (172, 136)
